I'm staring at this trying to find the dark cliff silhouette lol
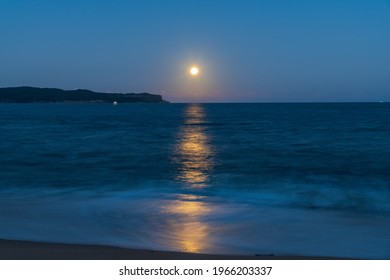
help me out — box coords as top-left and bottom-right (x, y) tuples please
(0, 87), (168, 103)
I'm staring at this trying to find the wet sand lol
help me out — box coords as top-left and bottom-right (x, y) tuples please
(0, 238), (345, 260)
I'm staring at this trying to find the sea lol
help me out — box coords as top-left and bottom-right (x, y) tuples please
(0, 103), (389, 259)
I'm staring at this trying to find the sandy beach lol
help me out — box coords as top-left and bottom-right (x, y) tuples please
(0, 238), (347, 260)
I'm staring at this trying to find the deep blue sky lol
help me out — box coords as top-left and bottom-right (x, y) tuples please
(1, 0), (389, 102)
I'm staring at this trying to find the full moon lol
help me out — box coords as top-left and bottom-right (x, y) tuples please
(190, 66), (199, 76)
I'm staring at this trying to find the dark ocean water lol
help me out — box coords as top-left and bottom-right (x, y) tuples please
(0, 103), (389, 258)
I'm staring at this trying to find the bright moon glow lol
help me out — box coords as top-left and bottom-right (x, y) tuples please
(190, 67), (199, 76)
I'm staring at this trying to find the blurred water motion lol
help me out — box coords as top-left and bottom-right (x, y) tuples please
(161, 194), (212, 253)
(164, 104), (215, 252)
(1, 103), (390, 258)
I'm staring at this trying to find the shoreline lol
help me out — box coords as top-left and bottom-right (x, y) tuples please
(0, 238), (347, 260)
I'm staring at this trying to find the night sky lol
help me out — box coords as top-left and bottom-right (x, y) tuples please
(1, 0), (389, 102)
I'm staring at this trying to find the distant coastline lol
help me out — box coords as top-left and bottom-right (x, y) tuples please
(0, 86), (169, 103)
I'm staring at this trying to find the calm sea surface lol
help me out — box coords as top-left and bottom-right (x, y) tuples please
(0, 103), (389, 258)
